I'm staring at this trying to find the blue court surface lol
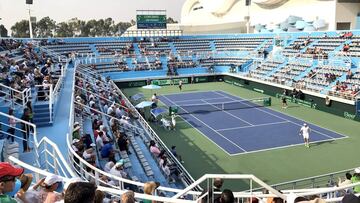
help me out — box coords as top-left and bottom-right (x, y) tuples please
(158, 91), (347, 156)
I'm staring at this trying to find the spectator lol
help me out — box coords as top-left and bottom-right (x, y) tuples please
(21, 108), (31, 152)
(171, 146), (184, 163)
(143, 181), (160, 203)
(219, 189), (234, 203)
(342, 194), (360, 203)
(351, 167), (360, 193)
(121, 190), (136, 203)
(82, 144), (97, 165)
(343, 44), (350, 52)
(101, 143), (115, 158)
(0, 162), (25, 203)
(200, 178), (223, 203)
(7, 108), (16, 143)
(31, 174), (64, 203)
(109, 160), (128, 184)
(104, 159), (115, 173)
(346, 69), (353, 80)
(117, 133), (131, 155)
(64, 182), (97, 203)
(149, 140), (161, 157)
(336, 172), (353, 195)
(94, 190), (105, 203)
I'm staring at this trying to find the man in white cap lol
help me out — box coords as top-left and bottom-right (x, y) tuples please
(31, 175), (64, 203)
(300, 123), (311, 148)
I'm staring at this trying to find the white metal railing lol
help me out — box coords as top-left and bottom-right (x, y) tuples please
(0, 110), (75, 178)
(32, 62), (67, 123)
(10, 155), (360, 203)
(0, 83), (31, 108)
(8, 156), (194, 203)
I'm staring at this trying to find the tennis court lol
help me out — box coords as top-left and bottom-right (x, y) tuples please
(159, 90), (347, 156)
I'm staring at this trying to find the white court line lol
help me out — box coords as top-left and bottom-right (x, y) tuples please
(214, 90), (349, 140)
(161, 95), (247, 154)
(227, 138), (345, 157)
(173, 96), (235, 104)
(216, 121), (290, 132)
(201, 99), (254, 126)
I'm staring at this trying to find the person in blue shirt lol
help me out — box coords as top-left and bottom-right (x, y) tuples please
(101, 143), (114, 158)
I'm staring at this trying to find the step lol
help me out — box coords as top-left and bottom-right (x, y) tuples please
(34, 103), (52, 109)
(33, 117), (51, 123)
(33, 108), (53, 114)
(35, 122), (53, 127)
(33, 111), (54, 117)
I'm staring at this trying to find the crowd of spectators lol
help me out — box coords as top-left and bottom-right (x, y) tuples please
(0, 39), (63, 103)
(0, 39), (22, 51)
(331, 80), (359, 95)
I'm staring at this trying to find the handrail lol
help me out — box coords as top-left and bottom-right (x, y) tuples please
(0, 83), (31, 108)
(9, 154), (360, 203)
(8, 156), (195, 203)
(0, 111), (40, 167)
(172, 174), (287, 200)
(37, 136), (77, 178)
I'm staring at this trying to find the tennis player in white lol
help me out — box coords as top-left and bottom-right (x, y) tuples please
(300, 123), (311, 148)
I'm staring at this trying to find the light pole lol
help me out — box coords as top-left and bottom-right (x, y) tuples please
(28, 6), (33, 38)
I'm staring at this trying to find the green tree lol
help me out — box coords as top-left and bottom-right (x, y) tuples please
(35, 16), (56, 38)
(0, 25), (8, 37)
(102, 18), (114, 36)
(166, 17), (178, 24)
(11, 20), (31, 38)
(56, 22), (74, 37)
(130, 19), (136, 26)
(85, 19), (97, 37)
(112, 22), (132, 36)
(68, 18), (86, 37)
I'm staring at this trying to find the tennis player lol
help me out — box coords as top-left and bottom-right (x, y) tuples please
(300, 123), (311, 148)
(178, 80), (183, 91)
(282, 96), (288, 109)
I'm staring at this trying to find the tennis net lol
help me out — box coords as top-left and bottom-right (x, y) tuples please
(170, 97), (271, 115)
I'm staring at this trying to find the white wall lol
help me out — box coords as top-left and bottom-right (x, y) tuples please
(335, 2), (360, 30)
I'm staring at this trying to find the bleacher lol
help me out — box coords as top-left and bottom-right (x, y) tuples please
(269, 60), (313, 85)
(1, 32), (360, 202)
(248, 59), (285, 80)
(295, 65), (348, 92)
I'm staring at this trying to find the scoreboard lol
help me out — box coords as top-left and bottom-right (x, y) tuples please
(136, 10), (167, 29)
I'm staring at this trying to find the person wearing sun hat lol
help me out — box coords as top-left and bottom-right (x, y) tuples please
(0, 162), (25, 203)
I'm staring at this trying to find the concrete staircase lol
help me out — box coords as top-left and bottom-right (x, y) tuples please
(33, 103), (53, 127)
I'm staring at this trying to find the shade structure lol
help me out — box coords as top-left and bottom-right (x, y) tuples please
(142, 84), (162, 90)
(295, 20), (307, 30)
(150, 107), (168, 119)
(280, 22), (290, 31)
(304, 26), (316, 32)
(287, 15), (302, 25)
(313, 19), (327, 29)
(135, 101), (154, 109)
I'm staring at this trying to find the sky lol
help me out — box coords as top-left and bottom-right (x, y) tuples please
(0, 0), (187, 31)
